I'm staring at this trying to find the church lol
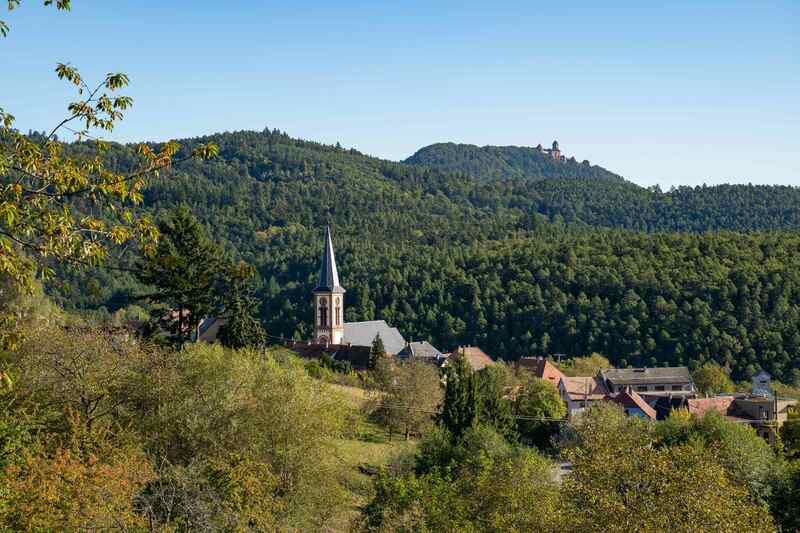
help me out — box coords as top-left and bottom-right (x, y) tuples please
(309, 226), (408, 355)
(299, 227), (487, 370)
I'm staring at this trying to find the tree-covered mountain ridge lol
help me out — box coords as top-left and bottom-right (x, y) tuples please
(46, 128), (800, 382)
(154, 128), (800, 232)
(404, 141), (626, 183)
(403, 140), (800, 230)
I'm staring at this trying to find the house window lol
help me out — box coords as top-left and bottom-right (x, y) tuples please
(672, 385), (683, 391)
(654, 385), (665, 391)
(636, 386), (648, 392)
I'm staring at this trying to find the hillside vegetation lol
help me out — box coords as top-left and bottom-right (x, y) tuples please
(43, 129), (800, 382)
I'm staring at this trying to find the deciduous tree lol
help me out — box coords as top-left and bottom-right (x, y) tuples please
(1, 4), (217, 348)
(514, 376), (566, 448)
(693, 362), (736, 396)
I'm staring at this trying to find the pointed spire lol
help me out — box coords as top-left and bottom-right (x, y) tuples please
(314, 226), (345, 293)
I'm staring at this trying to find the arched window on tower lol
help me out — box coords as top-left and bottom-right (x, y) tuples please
(335, 297), (341, 326)
(319, 298), (328, 327)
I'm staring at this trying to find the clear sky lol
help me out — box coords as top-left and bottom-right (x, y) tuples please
(2, 0), (798, 187)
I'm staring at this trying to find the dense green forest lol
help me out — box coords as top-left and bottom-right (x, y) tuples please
(45, 129), (800, 382)
(404, 142), (626, 182)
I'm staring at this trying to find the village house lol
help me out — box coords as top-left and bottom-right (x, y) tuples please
(610, 387), (658, 420)
(599, 367), (695, 397)
(397, 341), (448, 366)
(194, 315), (226, 343)
(557, 364), (698, 420)
(686, 371), (798, 445)
(287, 341), (373, 370)
(516, 356), (565, 387)
(559, 376), (609, 418)
(445, 345), (495, 372)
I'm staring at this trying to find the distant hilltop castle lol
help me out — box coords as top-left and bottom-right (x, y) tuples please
(535, 140), (564, 161)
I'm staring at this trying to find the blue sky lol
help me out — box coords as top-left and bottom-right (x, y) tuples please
(1, 0), (797, 187)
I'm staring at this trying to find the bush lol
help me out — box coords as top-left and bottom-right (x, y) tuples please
(362, 427), (560, 532)
(655, 410), (777, 505)
(0, 414), (154, 531)
(139, 343), (349, 529)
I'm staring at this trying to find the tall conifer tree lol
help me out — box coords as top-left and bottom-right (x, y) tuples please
(219, 261), (266, 349)
(438, 352), (480, 440)
(369, 334), (386, 369)
(136, 207), (224, 345)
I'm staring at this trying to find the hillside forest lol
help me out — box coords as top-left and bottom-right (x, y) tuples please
(41, 128), (800, 384)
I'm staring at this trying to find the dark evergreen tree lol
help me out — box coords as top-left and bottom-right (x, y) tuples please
(369, 334), (386, 369)
(438, 353), (480, 440)
(135, 207), (224, 345)
(475, 365), (517, 440)
(218, 261), (266, 349)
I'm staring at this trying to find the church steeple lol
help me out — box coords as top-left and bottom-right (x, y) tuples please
(312, 226), (345, 344)
(315, 226), (344, 293)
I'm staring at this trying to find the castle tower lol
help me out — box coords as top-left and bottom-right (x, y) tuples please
(551, 140), (561, 160)
(313, 226), (345, 344)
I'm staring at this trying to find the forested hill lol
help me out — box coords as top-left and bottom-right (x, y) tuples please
(404, 141), (800, 232)
(48, 128), (800, 382)
(125, 129), (800, 234)
(405, 142), (625, 183)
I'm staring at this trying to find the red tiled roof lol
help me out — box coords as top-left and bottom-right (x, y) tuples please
(517, 357), (565, 386)
(687, 396), (735, 417)
(287, 342), (332, 360)
(286, 342), (372, 370)
(612, 388), (657, 420)
(561, 377), (608, 401)
(447, 346), (494, 371)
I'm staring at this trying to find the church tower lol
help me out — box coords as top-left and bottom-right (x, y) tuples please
(313, 226), (345, 344)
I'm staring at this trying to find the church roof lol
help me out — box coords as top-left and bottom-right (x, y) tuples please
(314, 226), (344, 293)
(343, 320), (407, 354)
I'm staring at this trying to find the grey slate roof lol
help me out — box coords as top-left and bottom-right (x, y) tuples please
(342, 320), (407, 355)
(601, 367), (693, 386)
(397, 341), (445, 361)
(314, 226), (345, 293)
